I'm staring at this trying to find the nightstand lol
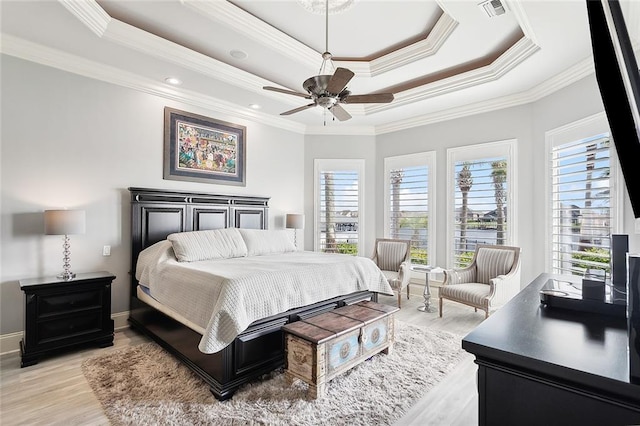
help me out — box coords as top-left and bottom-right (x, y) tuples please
(20, 271), (115, 367)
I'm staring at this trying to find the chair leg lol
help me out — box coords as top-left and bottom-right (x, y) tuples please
(485, 310), (489, 319)
(439, 297), (443, 318)
(397, 291), (402, 308)
(474, 308), (478, 312)
(406, 284), (410, 300)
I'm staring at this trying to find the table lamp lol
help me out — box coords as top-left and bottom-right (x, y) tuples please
(45, 209), (86, 280)
(285, 214), (305, 249)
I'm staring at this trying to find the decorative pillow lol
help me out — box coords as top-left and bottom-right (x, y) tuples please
(167, 228), (248, 262)
(238, 229), (296, 256)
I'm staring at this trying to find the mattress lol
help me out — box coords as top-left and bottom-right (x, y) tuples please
(135, 240), (394, 353)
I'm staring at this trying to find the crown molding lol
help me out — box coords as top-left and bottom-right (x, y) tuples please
(0, 34), (306, 134)
(341, 12), (458, 77)
(182, 0), (320, 70)
(0, 31), (595, 138)
(58, 0), (111, 37)
(375, 55), (594, 135)
(366, 36), (540, 115)
(304, 124), (376, 136)
(182, 0), (455, 78)
(103, 19), (284, 101)
(505, 0), (538, 45)
(58, 0), (538, 121)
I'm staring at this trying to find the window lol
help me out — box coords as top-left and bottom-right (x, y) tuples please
(447, 140), (517, 268)
(314, 159), (365, 255)
(546, 114), (621, 277)
(384, 152), (436, 266)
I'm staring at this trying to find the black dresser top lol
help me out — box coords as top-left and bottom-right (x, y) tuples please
(462, 272), (639, 401)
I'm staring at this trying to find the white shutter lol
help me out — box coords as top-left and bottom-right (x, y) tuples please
(550, 135), (612, 276)
(314, 159), (364, 256)
(386, 164), (430, 265)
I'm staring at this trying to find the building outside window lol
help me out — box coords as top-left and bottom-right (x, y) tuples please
(447, 140), (517, 268)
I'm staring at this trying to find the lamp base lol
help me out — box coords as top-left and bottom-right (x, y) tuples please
(57, 271), (76, 281)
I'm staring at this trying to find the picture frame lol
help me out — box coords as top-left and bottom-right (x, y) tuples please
(164, 107), (246, 186)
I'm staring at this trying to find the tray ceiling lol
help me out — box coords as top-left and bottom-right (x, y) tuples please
(1, 0), (636, 134)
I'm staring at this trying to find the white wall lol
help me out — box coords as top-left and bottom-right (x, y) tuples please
(375, 105), (536, 283)
(304, 134), (377, 256)
(4, 55), (639, 340)
(0, 55), (305, 335)
(374, 74), (639, 286)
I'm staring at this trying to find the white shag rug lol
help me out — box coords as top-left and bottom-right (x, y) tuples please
(82, 321), (464, 426)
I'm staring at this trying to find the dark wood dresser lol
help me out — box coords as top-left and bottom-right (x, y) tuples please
(462, 273), (640, 426)
(20, 271), (115, 367)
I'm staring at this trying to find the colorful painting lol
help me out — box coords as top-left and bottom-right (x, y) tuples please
(164, 107), (246, 185)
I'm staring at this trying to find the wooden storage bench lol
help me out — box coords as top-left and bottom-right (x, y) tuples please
(282, 300), (399, 398)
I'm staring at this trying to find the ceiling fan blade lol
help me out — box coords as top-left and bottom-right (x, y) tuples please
(326, 67), (355, 94)
(280, 103), (317, 116)
(343, 93), (394, 104)
(263, 86), (310, 98)
(329, 104), (352, 121)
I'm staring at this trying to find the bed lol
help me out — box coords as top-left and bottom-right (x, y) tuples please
(127, 187), (392, 400)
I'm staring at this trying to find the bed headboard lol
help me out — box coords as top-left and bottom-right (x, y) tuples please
(128, 187), (269, 296)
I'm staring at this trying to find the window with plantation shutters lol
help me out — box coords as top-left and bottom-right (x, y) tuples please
(550, 134), (615, 276)
(384, 152), (435, 266)
(314, 159), (364, 256)
(447, 140), (517, 268)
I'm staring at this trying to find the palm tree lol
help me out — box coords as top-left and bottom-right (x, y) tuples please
(323, 171), (337, 252)
(491, 160), (507, 245)
(457, 163), (473, 252)
(390, 169), (404, 238)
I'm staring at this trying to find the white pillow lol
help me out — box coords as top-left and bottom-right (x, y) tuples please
(167, 228), (248, 262)
(238, 229), (296, 256)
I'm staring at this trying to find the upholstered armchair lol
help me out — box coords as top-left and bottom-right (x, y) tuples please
(439, 244), (521, 318)
(371, 238), (412, 308)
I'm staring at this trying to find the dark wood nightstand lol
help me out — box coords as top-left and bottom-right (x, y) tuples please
(20, 271), (115, 367)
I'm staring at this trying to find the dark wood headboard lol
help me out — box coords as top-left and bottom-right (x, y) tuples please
(128, 187), (269, 296)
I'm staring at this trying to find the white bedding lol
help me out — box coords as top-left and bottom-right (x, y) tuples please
(136, 240), (394, 353)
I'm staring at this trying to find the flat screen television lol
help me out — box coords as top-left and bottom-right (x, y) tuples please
(586, 0), (640, 218)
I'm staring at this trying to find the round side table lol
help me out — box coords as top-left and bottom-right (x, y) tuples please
(412, 266), (442, 313)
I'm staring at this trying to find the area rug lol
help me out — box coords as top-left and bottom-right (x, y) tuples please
(82, 321), (464, 426)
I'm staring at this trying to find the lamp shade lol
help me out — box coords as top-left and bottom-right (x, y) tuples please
(285, 214), (305, 230)
(44, 210), (86, 235)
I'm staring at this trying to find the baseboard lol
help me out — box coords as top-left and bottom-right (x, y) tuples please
(0, 310), (130, 356)
(0, 331), (24, 356)
(113, 310), (130, 331)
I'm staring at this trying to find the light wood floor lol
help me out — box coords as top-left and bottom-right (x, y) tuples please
(0, 296), (484, 426)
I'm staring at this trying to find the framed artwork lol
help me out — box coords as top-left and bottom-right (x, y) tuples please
(164, 107), (246, 186)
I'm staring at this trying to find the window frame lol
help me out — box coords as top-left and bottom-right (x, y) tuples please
(446, 139), (518, 268)
(313, 158), (366, 256)
(544, 112), (623, 273)
(383, 151), (436, 268)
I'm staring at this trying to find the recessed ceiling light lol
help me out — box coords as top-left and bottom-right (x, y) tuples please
(164, 77), (182, 85)
(230, 49), (248, 60)
(249, 104), (261, 110)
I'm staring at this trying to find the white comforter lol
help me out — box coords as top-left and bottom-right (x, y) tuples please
(136, 241), (393, 353)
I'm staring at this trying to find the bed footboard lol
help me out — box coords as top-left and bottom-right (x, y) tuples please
(128, 291), (377, 400)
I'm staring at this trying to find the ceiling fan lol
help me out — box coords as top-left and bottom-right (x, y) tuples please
(263, 0), (394, 123)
